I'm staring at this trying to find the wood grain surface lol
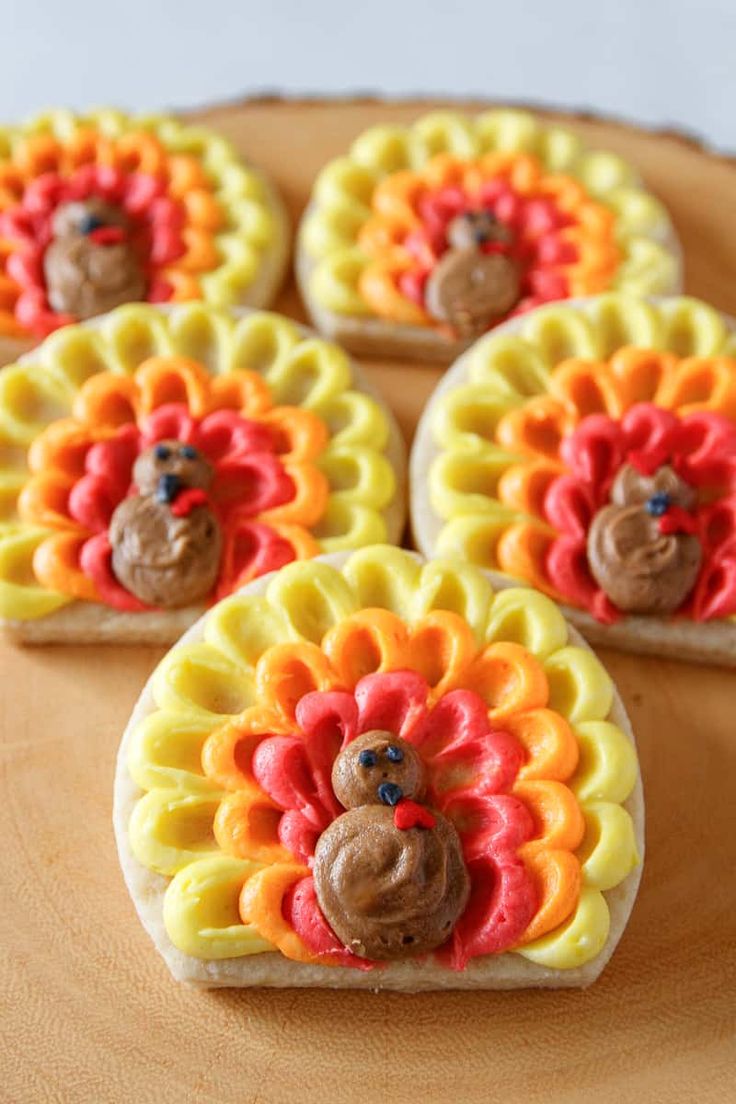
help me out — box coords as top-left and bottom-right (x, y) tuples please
(1, 98), (735, 1104)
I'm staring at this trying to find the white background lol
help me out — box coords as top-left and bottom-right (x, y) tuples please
(3, 0), (735, 148)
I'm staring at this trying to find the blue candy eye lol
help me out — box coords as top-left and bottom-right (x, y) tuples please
(79, 213), (103, 235)
(180, 445), (197, 460)
(646, 492), (671, 517)
(358, 749), (377, 768)
(386, 745), (404, 763)
(154, 444), (171, 461)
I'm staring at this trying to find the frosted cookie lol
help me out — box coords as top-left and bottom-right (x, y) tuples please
(0, 304), (405, 643)
(0, 108), (289, 366)
(114, 546), (643, 990)
(297, 110), (680, 363)
(411, 294), (736, 665)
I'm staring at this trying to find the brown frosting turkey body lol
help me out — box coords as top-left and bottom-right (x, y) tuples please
(424, 211), (520, 336)
(313, 731), (470, 960)
(109, 496), (221, 608)
(108, 441), (222, 608)
(587, 463), (702, 614)
(43, 198), (146, 319)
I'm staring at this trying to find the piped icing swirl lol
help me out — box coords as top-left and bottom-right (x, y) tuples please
(314, 806), (469, 959)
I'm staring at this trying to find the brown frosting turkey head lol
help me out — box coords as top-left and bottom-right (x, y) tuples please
(609, 462), (697, 511)
(313, 731), (470, 960)
(43, 198), (146, 319)
(331, 731), (426, 809)
(132, 439), (214, 496)
(587, 463), (701, 615)
(109, 441), (221, 609)
(446, 210), (514, 250)
(425, 211), (520, 337)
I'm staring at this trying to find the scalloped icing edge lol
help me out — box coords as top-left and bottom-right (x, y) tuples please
(410, 294), (736, 666)
(295, 110), (683, 363)
(112, 548), (644, 991)
(0, 306), (407, 644)
(0, 109), (291, 367)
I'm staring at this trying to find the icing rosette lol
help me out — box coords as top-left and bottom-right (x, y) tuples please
(411, 295), (736, 664)
(297, 110), (680, 361)
(0, 108), (288, 365)
(0, 304), (405, 640)
(114, 546), (643, 989)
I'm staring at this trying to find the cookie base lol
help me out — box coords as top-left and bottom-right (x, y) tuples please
(295, 208), (682, 365)
(409, 296), (736, 668)
(0, 168), (289, 369)
(113, 551), (644, 991)
(1, 307), (407, 645)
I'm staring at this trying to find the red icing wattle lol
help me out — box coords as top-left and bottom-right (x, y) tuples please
(59, 402), (300, 611)
(658, 506), (698, 536)
(251, 670), (536, 969)
(541, 404), (736, 621)
(170, 487), (209, 518)
(0, 165), (185, 336)
(393, 799), (436, 830)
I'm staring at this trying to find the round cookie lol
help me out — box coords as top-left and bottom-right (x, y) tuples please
(297, 109), (681, 363)
(410, 293), (736, 665)
(113, 546), (644, 990)
(0, 304), (406, 644)
(0, 108), (290, 367)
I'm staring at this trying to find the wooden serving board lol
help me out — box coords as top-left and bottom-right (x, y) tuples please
(1, 99), (735, 1104)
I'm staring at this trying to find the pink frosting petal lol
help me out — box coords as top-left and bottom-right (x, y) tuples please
(193, 410), (274, 464)
(445, 854), (538, 967)
(139, 403), (197, 447)
(79, 532), (149, 611)
(122, 172), (166, 217)
(620, 402), (679, 456)
(214, 454), (295, 518)
(84, 424), (140, 497)
(277, 809), (322, 864)
(284, 876), (375, 969)
(674, 411), (736, 487)
(296, 690), (358, 752)
(546, 535), (619, 623)
(67, 474), (119, 533)
(252, 736), (332, 830)
(559, 412), (623, 494)
(354, 670), (430, 742)
(216, 520), (296, 599)
(697, 497), (736, 558)
(430, 728), (524, 801)
(543, 474), (596, 538)
(690, 551), (736, 620)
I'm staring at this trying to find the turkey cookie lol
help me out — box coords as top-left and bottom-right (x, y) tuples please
(0, 304), (405, 643)
(113, 546), (643, 990)
(0, 108), (289, 366)
(411, 294), (736, 665)
(297, 110), (680, 363)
